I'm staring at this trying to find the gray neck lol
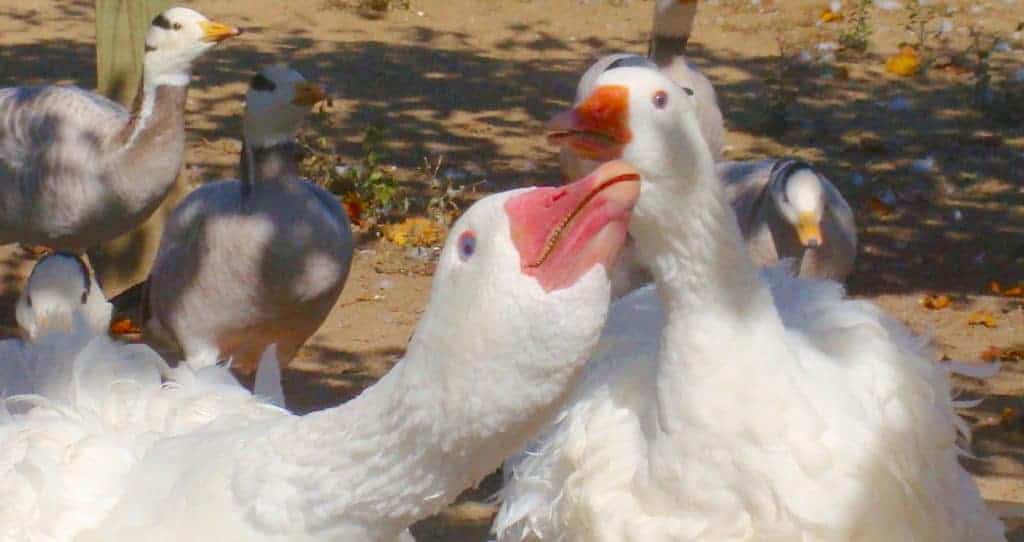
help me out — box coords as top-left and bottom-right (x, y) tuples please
(648, 34), (689, 67)
(111, 84), (188, 214)
(240, 140), (303, 195)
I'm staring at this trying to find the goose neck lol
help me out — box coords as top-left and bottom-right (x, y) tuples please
(239, 139), (302, 191)
(242, 323), (590, 537)
(633, 167), (781, 436)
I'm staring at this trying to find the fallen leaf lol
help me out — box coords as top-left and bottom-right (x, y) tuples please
(1001, 407), (1017, 425)
(990, 280), (1002, 294)
(1003, 285), (1024, 297)
(920, 294), (952, 310)
(865, 196), (894, 216)
(981, 345), (1024, 362)
(342, 192), (365, 226)
(967, 311), (998, 328)
(110, 318), (141, 335)
(885, 45), (922, 77)
(382, 217), (447, 248)
(820, 8), (842, 22)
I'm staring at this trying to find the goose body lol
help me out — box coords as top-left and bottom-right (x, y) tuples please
(138, 66), (353, 370)
(0, 7), (239, 252)
(495, 67), (1003, 541)
(0, 160), (640, 541)
(560, 0), (725, 182)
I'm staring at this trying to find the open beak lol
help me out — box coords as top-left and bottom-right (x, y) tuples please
(292, 82), (327, 107)
(546, 85), (632, 162)
(506, 160), (641, 292)
(199, 20), (242, 43)
(796, 212), (823, 248)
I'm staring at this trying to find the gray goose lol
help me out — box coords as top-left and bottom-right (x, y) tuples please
(0, 7), (239, 252)
(720, 158), (857, 282)
(131, 65), (353, 372)
(560, 0), (725, 181)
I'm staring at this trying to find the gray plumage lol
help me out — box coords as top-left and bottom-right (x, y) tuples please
(0, 7), (239, 252)
(141, 65), (354, 371)
(721, 158), (857, 281)
(0, 84), (185, 252)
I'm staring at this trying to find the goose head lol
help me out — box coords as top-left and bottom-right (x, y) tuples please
(410, 160), (640, 377)
(768, 162), (826, 248)
(143, 7), (240, 84)
(15, 253), (112, 342)
(243, 64), (327, 149)
(548, 67), (713, 222)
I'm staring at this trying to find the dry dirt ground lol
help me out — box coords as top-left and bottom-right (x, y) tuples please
(1, 0), (1023, 539)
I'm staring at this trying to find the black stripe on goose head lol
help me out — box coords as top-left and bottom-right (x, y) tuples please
(152, 13), (172, 29)
(250, 73), (277, 93)
(604, 57), (693, 96)
(605, 55), (658, 72)
(769, 159), (817, 190)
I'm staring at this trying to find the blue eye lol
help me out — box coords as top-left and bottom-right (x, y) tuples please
(458, 231), (476, 261)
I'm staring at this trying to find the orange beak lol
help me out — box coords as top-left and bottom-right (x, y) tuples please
(547, 85), (632, 162)
(199, 20), (242, 43)
(506, 160), (640, 292)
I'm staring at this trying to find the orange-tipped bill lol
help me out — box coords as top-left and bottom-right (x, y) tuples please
(199, 20), (242, 43)
(292, 82), (327, 107)
(546, 85), (631, 162)
(796, 212), (823, 248)
(506, 160), (641, 292)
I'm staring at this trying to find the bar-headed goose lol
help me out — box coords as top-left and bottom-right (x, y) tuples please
(0, 160), (640, 541)
(126, 65), (351, 371)
(560, 0), (725, 182)
(495, 67), (1003, 541)
(721, 158), (857, 281)
(0, 7), (239, 252)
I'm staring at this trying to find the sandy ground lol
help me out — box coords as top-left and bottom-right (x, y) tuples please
(0, 0), (1022, 539)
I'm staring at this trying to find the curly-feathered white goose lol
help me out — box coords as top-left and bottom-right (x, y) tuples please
(115, 65), (352, 371)
(0, 7), (239, 252)
(0, 157), (641, 541)
(494, 67), (1003, 541)
(560, 0), (725, 181)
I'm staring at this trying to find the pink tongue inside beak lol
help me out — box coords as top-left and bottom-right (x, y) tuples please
(505, 161), (641, 292)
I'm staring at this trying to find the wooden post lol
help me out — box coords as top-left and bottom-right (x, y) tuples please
(89, 0), (184, 294)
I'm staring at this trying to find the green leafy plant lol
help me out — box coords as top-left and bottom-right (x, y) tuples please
(300, 120), (409, 223)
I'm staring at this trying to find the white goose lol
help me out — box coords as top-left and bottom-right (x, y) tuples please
(117, 65), (352, 371)
(560, 0), (725, 182)
(0, 7), (239, 252)
(0, 159), (641, 541)
(494, 67), (1004, 541)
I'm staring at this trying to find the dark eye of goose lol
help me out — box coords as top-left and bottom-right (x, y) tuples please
(652, 90), (668, 109)
(250, 74), (277, 92)
(682, 87), (695, 96)
(457, 231), (476, 261)
(152, 14), (172, 29)
(172, 22), (182, 30)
